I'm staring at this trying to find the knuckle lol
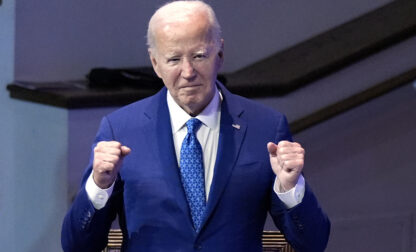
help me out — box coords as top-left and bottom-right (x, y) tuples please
(278, 141), (288, 147)
(111, 155), (120, 164)
(111, 141), (122, 147)
(96, 141), (107, 147)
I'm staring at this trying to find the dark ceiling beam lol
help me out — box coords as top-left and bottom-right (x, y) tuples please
(225, 0), (416, 97)
(289, 67), (416, 134)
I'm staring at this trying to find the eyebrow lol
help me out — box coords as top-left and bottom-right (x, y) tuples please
(163, 46), (212, 58)
(194, 49), (209, 54)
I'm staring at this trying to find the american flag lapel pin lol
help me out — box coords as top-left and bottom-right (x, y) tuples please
(232, 124), (240, 130)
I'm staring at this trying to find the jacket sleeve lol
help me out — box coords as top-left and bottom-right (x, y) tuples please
(270, 183), (331, 252)
(269, 115), (331, 252)
(61, 117), (123, 252)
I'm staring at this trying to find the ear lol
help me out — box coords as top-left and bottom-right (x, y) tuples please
(218, 39), (224, 58)
(148, 49), (163, 79)
(216, 39), (225, 69)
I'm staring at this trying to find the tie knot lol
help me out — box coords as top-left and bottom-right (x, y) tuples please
(186, 118), (202, 134)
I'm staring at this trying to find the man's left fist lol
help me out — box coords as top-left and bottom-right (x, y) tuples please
(267, 140), (305, 191)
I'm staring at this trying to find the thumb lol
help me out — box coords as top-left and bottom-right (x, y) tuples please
(267, 142), (278, 156)
(121, 146), (131, 156)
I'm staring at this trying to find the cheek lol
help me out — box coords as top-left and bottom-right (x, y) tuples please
(195, 63), (215, 79)
(159, 67), (180, 87)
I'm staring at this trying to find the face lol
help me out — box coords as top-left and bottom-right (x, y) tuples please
(149, 13), (224, 116)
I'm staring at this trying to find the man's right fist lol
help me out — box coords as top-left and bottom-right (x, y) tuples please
(93, 141), (131, 189)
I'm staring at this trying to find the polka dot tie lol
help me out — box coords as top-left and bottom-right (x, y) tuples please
(180, 118), (206, 232)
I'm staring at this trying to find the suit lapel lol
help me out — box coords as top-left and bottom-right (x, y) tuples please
(201, 84), (247, 229)
(142, 88), (194, 230)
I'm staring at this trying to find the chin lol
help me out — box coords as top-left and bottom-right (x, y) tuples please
(182, 97), (203, 108)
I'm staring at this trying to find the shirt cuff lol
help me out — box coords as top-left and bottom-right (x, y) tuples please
(273, 174), (305, 209)
(85, 171), (114, 210)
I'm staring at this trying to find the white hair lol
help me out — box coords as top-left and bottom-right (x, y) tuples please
(147, 0), (222, 52)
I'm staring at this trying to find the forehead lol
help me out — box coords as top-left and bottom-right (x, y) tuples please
(153, 11), (214, 51)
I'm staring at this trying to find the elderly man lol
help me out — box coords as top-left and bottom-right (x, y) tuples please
(62, 1), (330, 251)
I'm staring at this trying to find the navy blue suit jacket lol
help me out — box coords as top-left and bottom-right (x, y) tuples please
(62, 83), (330, 252)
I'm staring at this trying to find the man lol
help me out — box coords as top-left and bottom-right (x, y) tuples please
(62, 1), (330, 251)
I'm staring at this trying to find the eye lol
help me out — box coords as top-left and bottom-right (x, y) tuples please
(194, 53), (207, 59)
(167, 57), (180, 63)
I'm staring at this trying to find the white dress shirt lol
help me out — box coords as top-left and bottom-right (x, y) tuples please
(86, 85), (305, 209)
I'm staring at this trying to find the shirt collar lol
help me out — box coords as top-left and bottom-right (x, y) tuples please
(167, 85), (221, 133)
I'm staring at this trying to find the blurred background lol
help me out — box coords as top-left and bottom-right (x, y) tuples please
(1, 0), (415, 251)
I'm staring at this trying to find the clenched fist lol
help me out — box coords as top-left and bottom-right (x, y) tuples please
(93, 141), (131, 189)
(267, 140), (304, 192)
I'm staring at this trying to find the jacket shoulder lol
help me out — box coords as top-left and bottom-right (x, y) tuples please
(106, 88), (164, 122)
(228, 92), (287, 122)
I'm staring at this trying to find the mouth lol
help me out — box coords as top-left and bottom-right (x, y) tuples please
(180, 84), (203, 90)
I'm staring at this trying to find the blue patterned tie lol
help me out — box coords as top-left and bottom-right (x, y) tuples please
(180, 118), (206, 232)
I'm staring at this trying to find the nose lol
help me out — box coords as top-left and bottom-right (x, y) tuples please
(181, 58), (196, 80)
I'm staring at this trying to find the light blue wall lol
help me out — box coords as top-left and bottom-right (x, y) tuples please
(10, 101), (68, 252)
(1, 1), (68, 251)
(0, 0), (17, 250)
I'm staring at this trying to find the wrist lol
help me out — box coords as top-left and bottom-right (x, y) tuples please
(277, 177), (296, 193)
(93, 173), (114, 189)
